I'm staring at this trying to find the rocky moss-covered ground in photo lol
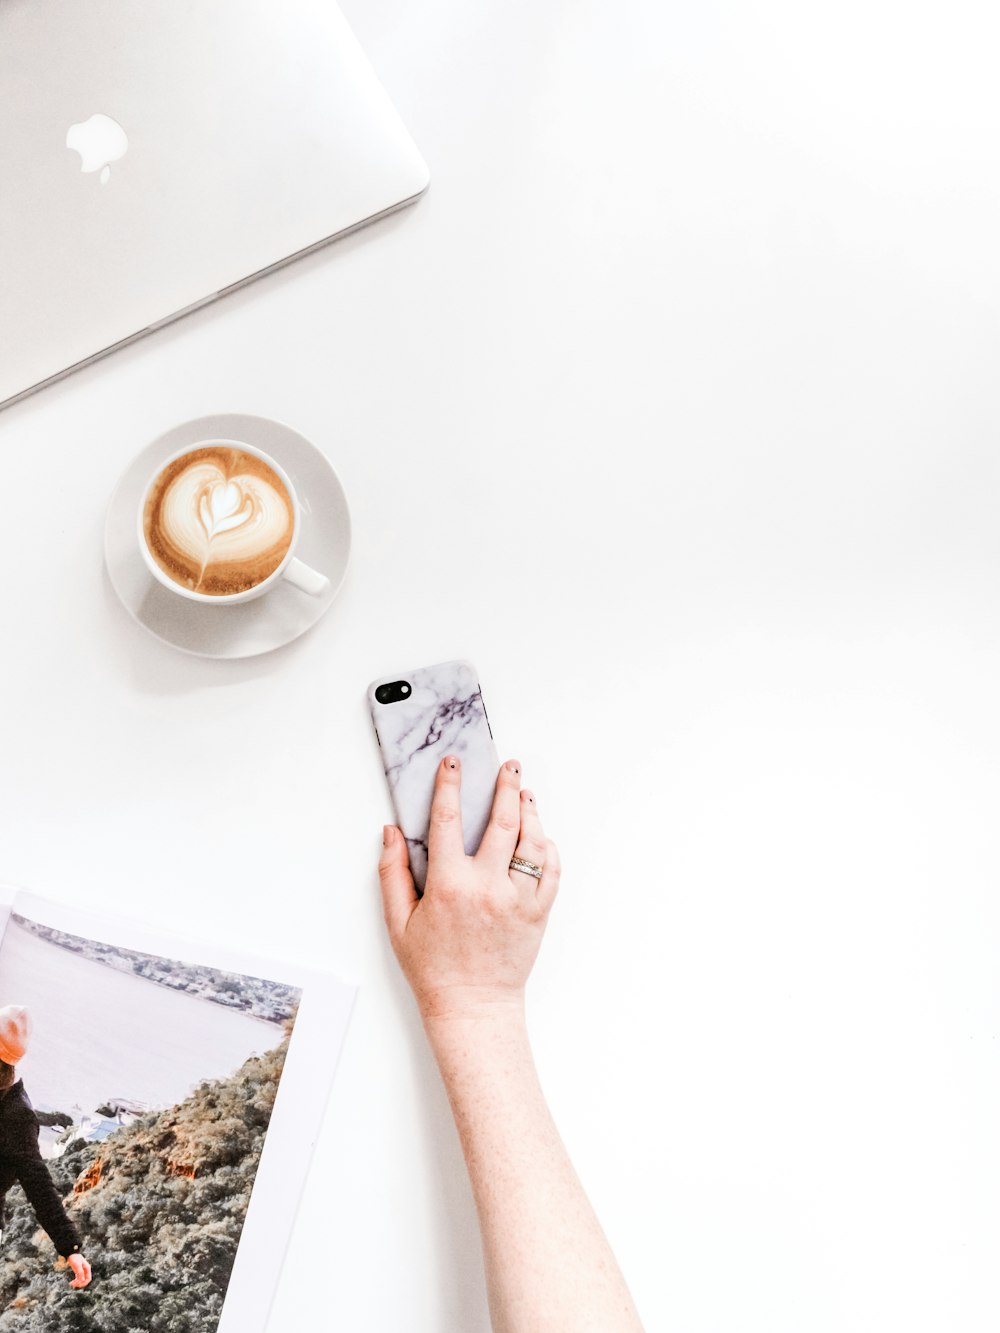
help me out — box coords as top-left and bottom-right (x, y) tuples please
(0, 1039), (287, 1331)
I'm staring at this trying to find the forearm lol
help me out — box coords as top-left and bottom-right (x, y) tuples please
(15, 1157), (82, 1258)
(424, 1003), (644, 1333)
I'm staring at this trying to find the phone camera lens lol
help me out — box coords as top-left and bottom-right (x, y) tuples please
(376, 680), (411, 705)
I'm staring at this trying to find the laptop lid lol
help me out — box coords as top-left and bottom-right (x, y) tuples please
(0, 0), (429, 408)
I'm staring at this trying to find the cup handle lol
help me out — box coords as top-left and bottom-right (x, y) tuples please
(284, 557), (330, 597)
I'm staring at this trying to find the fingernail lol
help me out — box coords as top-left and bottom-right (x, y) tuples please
(383, 825), (395, 846)
(445, 755), (460, 771)
(506, 760), (520, 775)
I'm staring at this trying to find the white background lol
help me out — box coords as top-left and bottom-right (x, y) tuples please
(2, 1), (998, 1329)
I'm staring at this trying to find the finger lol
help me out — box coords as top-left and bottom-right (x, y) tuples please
(378, 825), (418, 941)
(535, 837), (561, 916)
(509, 789), (549, 890)
(475, 759), (522, 870)
(427, 754), (465, 864)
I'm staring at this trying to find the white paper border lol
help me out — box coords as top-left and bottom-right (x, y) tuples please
(0, 884), (357, 1333)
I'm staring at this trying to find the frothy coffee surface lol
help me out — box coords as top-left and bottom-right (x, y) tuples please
(143, 446), (295, 596)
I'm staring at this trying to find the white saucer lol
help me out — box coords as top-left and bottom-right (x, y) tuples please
(104, 414), (351, 658)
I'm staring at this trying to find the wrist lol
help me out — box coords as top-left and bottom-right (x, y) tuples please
(421, 994), (544, 1147)
(420, 987), (528, 1055)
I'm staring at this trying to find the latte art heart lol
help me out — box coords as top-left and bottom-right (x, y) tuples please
(143, 446), (295, 596)
(198, 481), (256, 541)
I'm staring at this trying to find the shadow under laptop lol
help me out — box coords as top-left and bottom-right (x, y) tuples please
(32, 203), (421, 419)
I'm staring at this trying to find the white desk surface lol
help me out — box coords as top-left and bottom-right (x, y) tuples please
(2, 3), (997, 1329)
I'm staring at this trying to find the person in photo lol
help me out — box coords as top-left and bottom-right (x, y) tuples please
(0, 1005), (92, 1289)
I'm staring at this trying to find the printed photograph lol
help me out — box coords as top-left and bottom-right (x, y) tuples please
(0, 910), (301, 1331)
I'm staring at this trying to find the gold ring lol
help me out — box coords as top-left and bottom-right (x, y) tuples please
(509, 856), (543, 880)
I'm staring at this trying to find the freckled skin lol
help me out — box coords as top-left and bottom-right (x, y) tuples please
(379, 758), (645, 1333)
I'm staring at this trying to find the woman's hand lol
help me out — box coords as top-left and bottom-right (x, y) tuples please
(67, 1252), (92, 1288)
(378, 756), (560, 1023)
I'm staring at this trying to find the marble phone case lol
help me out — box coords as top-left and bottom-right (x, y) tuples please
(368, 659), (499, 892)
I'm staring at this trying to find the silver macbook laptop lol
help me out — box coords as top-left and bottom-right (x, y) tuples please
(0, 0), (429, 409)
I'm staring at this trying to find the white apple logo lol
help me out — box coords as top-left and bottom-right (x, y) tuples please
(66, 113), (129, 185)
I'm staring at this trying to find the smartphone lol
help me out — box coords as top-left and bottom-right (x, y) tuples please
(368, 659), (500, 892)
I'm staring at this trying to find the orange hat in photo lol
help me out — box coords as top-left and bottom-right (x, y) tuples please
(0, 1005), (32, 1064)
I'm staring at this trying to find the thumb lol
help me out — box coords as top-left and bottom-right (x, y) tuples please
(378, 825), (417, 941)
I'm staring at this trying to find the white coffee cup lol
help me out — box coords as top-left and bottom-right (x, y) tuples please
(137, 439), (329, 604)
